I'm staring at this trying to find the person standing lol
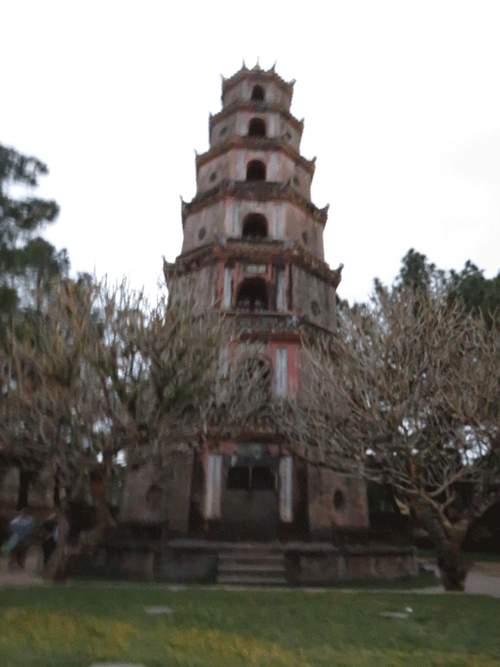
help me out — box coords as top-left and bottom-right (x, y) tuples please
(3, 507), (34, 569)
(41, 513), (58, 566)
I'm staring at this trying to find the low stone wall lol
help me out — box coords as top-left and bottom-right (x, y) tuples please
(81, 544), (158, 581)
(78, 539), (218, 583)
(283, 543), (418, 585)
(77, 538), (417, 584)
(158, 547), (218, 583)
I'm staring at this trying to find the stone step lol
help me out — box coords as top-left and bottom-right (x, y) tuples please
(217, 547), (287, 586)
(218, 574), (287, 586)
(219, 549), (283, 560)
(219, 563), (286, 574)
(219, 554), (284, 564)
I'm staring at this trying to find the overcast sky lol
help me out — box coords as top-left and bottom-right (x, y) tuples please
(2, 1), (500, 304)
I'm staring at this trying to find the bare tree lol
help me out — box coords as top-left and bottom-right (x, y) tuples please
(1, 277), (118, 578)
(1, 276), (234, 578)
(161, 271), (276, 445)
(276, 287), (500, 590)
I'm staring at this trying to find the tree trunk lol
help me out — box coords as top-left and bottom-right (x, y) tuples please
(414, 503), (471, 592)
(435, 537), (473, 591)
(43, 476), (116, 582)
(42, 506), (69, 581)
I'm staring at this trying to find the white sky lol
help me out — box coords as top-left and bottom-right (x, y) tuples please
(2, 1), (500, 304)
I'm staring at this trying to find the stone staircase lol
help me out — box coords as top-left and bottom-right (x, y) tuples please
(217, 543), (287, 586)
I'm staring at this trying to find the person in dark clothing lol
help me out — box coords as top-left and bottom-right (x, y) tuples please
(41, 514), (58, 566)
(0, 505), (9, 548)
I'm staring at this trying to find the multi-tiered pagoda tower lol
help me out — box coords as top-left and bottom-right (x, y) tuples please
(163, 63), (368, 542)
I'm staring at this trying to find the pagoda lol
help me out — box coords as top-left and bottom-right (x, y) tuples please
(162, 63), (369, 543)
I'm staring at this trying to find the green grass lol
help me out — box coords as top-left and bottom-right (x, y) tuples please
(313, 567), (439, 590)
(418, 548), (500, 564)
(1, 584), (499, 666)
(72, 567), (439, 590)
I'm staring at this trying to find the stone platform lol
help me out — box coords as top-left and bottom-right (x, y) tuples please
(78, 538), (418, 585)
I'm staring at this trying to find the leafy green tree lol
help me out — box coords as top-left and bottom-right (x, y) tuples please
(396, 248), (433, 292)
(394, 248), (447, 296)
(394, 249), (500, 326)
(0, 143), (68, 328)
(448, 260), (500, 327)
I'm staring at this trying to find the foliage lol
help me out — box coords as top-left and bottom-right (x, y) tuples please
(394, 248), (446, 295)
(394, 248), (500, 326)
(448, 260), (500, 327)
(0, 144), (68, 331)
(0, 586), (500, 666)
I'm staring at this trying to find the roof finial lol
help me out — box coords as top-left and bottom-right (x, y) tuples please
(270, 61), (276, 73)
(242, 59), (247, 71)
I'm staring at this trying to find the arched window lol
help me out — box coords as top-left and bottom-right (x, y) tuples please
(235, 277), (268, 311)
(251, 85), (265, 101)
(248, 118), (266, 138)
(246, 160), (266, 181)
(242, 214), (268, 239)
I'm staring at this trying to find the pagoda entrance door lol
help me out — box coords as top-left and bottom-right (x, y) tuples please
(221, 450), (278, 542)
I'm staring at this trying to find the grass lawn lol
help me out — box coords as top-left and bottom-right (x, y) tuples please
(0, 584), (499, 667)
(418, 548), (500, 565)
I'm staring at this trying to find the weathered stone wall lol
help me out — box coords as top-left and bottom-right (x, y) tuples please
(292, 266), (337, 331)
(195, 148), (312, 200)
(79, 541), (417, 584)
(181, 201), (227, 253)
(158, 548), (217, 582)
(182, 199), (324, 259)
(196, 155), (233, 194)
(274, 157), (311, 200)
(210, 112), (302, 152)
(307, 467), (369, 540)
(285, 545), (418, 584)
(279, 115), (302, 152)
(163, 452), (194, 536)
(222, 78), (293, 111)
(119, 461), (163, 525)
(210, 115), (239, 147)
(167, 265), (219, 310)
(119, 453), (194, 538)
(283, 204), (324, 259)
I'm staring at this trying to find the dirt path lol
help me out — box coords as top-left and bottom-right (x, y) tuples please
(463, 569), (500, 597)
(416, 561), (500, 597)
(0, 548), (45, 588)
